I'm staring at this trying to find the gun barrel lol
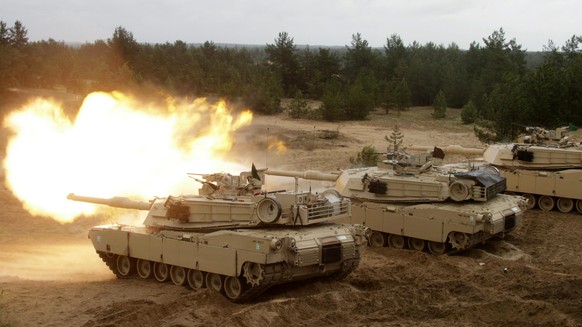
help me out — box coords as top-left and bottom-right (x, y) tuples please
(67, 193), (152, 210)
(407, 145), (485, 156)
(265, 169), (339, 182)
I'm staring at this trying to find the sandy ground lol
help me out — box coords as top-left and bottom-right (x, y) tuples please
(1, 107), (581, 326)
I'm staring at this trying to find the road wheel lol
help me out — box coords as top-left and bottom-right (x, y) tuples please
(387, 234), (406, 249)
(368, 231), (386, 248)
(153, 262), (169, 282)
(187, 269), (206, 289)
(428, 241), (447, 255)
(538, 196), (555, 211)
(115, 255), (134, 277)
(408, 238), (426, 252)
(206, 273), (224, 293)
(224, 276), (247, 301)
(136, 259), (152, 279)
(170, 266), (187, 286)
(522, 194), (536, 210)
(557, 198), (574, 213)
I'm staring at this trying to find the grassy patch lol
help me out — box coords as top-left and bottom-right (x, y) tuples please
(367, 107), (469, 133)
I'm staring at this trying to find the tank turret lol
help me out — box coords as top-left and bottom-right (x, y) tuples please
(70, 167), (367, 302)
(69, 169), (351, 230)
(414, 143), (582, 170)
(266, 161), (506, 204)
(407, 139), (582, 214)
(481, 143), (582, 170)
(409, 139), (582, 171)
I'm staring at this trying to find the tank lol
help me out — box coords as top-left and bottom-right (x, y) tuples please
(409, 136), (582, 214)
(266, 158), (526, 254)
(68, 168), (368, 302)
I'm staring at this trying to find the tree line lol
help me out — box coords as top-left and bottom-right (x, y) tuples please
(1, 20), (581, 141)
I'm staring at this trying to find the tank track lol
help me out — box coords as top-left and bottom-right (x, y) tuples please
(98, 252), (128, 279)
(233, 262), (297, 302)
(232, 281), (271, 302)
(95, 251), (359, 302)
(326, 258), (360, 281)
(365, 230), (508, 255)
(95, 252), (284, 302)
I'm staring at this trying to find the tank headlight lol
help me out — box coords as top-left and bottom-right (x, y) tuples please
(485, 212), (493, 222)
(288, 238), (297, 253)
(270, 238), (282, 251)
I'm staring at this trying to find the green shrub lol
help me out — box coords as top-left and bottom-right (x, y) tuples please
(349, 145), (379, 167)
(461, 100), (477, 124)
(287, 90), (309, 119)
(432, 89), (447, 119)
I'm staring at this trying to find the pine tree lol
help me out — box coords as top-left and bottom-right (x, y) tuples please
(394, 78), (411, 113)
(288, 90), (308, 119)
(432, 90), (447, 118)
(9, 20), (28, 48)
(0, 21), (9, 45)
(461, 100), (477, 124)
(265, 32), (302, 97)
(385, 125), (404, 152)
(344, 77), (373, 120)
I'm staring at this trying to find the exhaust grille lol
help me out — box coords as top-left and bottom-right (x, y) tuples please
(321, 242), (342, 263)
(504, 214), (516, 230)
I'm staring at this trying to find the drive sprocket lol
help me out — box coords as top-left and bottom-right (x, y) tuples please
(242, 262), (265, 287)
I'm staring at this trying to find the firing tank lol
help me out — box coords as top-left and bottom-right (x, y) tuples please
(68, 167), (368, 302)
(266, 157), (526, 254)
(409, 137), (582, 214)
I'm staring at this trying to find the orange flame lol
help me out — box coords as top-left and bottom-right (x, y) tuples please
(2, 91), (253, 223)
(268, 140), (287, 153)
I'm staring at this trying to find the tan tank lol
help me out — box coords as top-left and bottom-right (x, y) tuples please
(266, 159), (526, 254)
(409, 140), (582, 214)
(68, 168), (368, 302)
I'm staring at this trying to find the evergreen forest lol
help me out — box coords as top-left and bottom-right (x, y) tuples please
(1, 20), (581, 142)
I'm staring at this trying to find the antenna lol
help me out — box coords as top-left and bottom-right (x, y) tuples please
(308, 125), (316, 194)
(265, 127), (269, 168)
(264, 127), (269, 197)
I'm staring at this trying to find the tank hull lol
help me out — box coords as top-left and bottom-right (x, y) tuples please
(89, 222), (366, 302)
(338, 194), (525, 254)
(502, 169), (582, 213)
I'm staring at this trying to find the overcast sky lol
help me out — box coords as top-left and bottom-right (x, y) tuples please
(2, 0), (580, 50)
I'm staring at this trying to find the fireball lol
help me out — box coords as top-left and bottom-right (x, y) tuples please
(2, 91), (253, 223)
